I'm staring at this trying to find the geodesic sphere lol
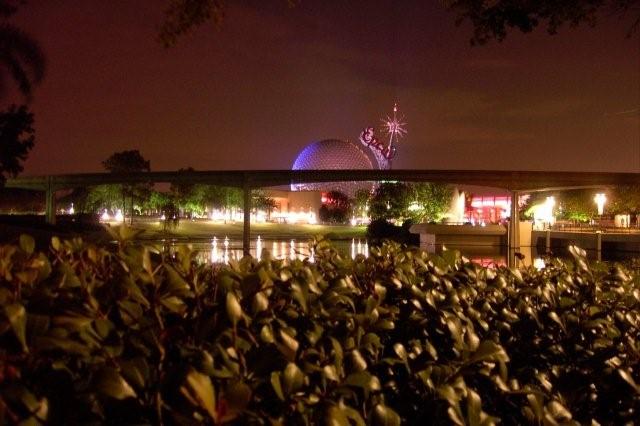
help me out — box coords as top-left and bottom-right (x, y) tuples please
(291, 139), (374, 196)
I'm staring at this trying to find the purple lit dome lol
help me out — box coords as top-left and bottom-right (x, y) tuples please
(291, 139), (374, 195)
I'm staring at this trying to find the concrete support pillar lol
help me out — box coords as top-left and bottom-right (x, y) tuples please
(45, 177), (56, 225)
(545, 229), (551, 253)
(508, 191), (520, 267)
(595, 231), (602, 261)
(243, 181), (251, 256)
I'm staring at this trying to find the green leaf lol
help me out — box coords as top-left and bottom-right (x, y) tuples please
(252, 291), (269, 313)
(349, 349), (368, 372)
(393, 343), (408, 362)
(326, 405), (350, 426)
(323, 365), (339, 382)
(468, 340), (509, 364)
(180, 368), (217, 420)
(372, 404), (401, 426)
(4, 303), (27, 352)
(164, 264), (192, 297)
(344, 371), (381, 393)
(225, 380), (252, 412)
(546, 400), (572, 422)
(226, 292), (243, 326)
(19, 234), (35, 255)
(271, 372), (285, 401)
(160, 295), (187, 314)
(51, 236), (61, 251)
(618, 368), (640, 393)
(94, 367), (137, 400)
(466, 389), (482, 426)
(277, 329), (299, 361)
(119, 357), (149, 390)
(283, 362), (305, 395)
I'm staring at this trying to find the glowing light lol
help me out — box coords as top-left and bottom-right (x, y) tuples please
(408, 201), (421, 212)
(290, 239), (295, 260)
(160, 214), (166, 221)
(309, 247), (315, 263)
(308, 212), (317, 225)
(222, 236), (229, 263)
(546, 196), (556, 209)
(531, 196), (556, 229)
(594, 193), (606, 215)
(256, 236), (262, 258)
(272, 241), (278, 258)
(211, 237), (219, 263)
(68, 203), (74, 215)
(533, 258), (545, 270)
(351, 238), (356, 259)
(115, 209), (124, 222)
(382, 103), (407, 147)
(350, 217), (357, 226)
(100, 210), (110, 222)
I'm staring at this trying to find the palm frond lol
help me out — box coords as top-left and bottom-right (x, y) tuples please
(0, 23), (46, 100)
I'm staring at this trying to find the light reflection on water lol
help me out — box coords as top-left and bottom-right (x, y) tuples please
(160, 236), (511, 268)
(160, 237), (370, 264)
(158, 238), (640, 269)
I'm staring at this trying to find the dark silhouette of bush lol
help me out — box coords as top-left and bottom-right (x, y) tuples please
(0, 234), (639, 424)
(367, 218), (419, 245)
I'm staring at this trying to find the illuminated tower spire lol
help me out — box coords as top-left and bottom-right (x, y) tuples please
(382, 103), (407, 151)
(359, 103), (407, 170)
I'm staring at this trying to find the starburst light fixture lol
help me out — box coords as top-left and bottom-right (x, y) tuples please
(382, 103), (407, 149)
(358, 103), (407, 170)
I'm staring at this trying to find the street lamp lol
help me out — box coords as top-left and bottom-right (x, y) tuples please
(545, 196), (556, 227)
(594, 193), (606, 216)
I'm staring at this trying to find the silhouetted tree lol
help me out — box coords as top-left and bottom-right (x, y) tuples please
(319, 190), (350, 224)
(158, 0), (297, 46)
(445, 0), (640, 44)
(158, 1), (639, 48)
(253, 189), (277, 220)
(523, 189), (605, 222)
(352, 189), (372, 218)
(370, 182), (411, 221)
(0, 0), (46, 100)
(409, 183), (453, 223)
(0, 104), (33, 186)
(608, 185), (640, 215)
(102, 150), (152, 223)
(170, 167), (204, 216)
(0, 2), (44, 186)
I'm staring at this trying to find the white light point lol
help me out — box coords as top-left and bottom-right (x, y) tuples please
(257, 236), (262, 258)
(382, 103), (407, 146)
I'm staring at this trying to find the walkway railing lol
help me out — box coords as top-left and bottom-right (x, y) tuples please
(549, 223), (640, 234)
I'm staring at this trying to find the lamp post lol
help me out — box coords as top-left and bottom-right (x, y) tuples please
(545, 196), (555, 230)
(594, 193), (606, 216)
(594, 193), (606, 229)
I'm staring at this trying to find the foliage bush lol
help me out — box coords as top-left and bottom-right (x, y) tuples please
(367, 218), (418, 246)
(0, 229), (639, 424)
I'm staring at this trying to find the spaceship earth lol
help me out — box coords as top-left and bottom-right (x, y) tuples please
(291, 139), (374, 195)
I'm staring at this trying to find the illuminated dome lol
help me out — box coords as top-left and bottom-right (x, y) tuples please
(291, 139), (374, 195)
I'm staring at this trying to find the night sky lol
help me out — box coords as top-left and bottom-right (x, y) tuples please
(10, 0), (640, 175)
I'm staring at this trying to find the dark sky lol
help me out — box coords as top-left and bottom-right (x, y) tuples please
(11, 0), (640, 174)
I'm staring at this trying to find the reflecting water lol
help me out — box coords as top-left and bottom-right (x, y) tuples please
(154, 237), (640, 269)
(157, 236), (369, 264)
